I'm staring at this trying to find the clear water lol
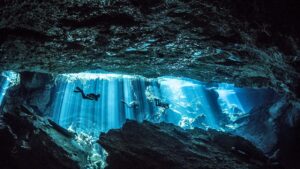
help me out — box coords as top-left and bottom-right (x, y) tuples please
(0, 70), (278, 168)
(0, 71), (19, 108)
(0, 70), (277, 134)
(49, 72), (277, 135)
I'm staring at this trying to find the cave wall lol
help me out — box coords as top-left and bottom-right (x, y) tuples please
(0, 0), (300, 168)
(0, 0), (299, 97)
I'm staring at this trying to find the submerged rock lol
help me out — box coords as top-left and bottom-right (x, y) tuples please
(234, 97), (300, 169)
(99, 120), (276, 169)
(0, 105), (89, 169)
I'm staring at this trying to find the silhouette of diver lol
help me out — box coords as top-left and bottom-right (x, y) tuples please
(121, 100), (139, 109)
(74, 87), (100, 101)
(154, 98), (169, 109)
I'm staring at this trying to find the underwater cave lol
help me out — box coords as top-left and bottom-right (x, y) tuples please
(0, 0), (300, 169)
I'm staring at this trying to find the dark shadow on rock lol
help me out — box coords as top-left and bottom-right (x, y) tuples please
(99, 120), (278, 169)
(0, 104), (89, 169)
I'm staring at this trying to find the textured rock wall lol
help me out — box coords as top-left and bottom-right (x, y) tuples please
(0, 0), (299, 97)
(2, 72), (55, 116)
(99, 120), (278, 169)
(233, 97), (300, 169)
(1, 1), (300, 168)
(0, 104), (90, 169)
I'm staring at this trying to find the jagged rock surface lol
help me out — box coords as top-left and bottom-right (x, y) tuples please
(0, 105), (89, 169)
(99, 120), (275, 169)
(2, 72), (299, 169)
(0, 0), (299, 97)
(1, 0), (300, 168)
(233, 98), (300, 169)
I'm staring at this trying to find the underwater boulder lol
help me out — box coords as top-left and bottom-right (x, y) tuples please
(0, 104), (89, 169)
(99, 120), (277, 169)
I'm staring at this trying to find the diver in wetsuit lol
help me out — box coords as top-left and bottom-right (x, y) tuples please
(154, 98), (169, 109)
(74, 87), (100, 101)
(151, 98), (170, 120)
(121, 100), (139, 109)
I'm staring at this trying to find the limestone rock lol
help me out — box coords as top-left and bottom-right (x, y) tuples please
(0, 0), (299, 97)
(0, 105), (89, 169)
(99, 120), (276, 169)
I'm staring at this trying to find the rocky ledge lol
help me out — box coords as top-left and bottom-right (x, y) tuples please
(99, 120), (279, 169)
(0, 104), (286, 169)
(0, 105), (90, 169)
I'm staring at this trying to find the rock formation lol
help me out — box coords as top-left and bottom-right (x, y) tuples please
(0, 0), (299, 96)
(0, 103), (282, 169)
(0, 104), (90, 169)
(234, 98), (300, 169)
(99, 120), (278, 169)
(0, 0), (299, 168)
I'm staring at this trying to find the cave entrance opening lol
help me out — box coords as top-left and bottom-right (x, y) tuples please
(0, 71), (279, 135)
(0, 70), (280, 168)
(46, 71), (278, 136)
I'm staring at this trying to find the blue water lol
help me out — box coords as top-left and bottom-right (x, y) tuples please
(0, 71), (277, 168)
(0, 71), (277, 133)
(48, 72), (277, 136)
(51, 73), (160, 135)
(0, 71), (19, 109)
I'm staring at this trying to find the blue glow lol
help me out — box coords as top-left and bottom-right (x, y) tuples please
(0, 71), (277, 167)
(158, 77), (218, 128)
(0, 70), (277, 168)
(51, 73), (158, 136)
(0, 71), (19, 108)
(192, 51), (203, 58)
(49, 72), (277, 135)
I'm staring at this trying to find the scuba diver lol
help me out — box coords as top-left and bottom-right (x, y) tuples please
(154, 98), (169, 109)
(121, 99), (139, 109)
(151, 98), (170, 121)
(74, 87), (100, 101)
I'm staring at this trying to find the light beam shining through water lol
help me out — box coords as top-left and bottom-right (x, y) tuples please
(0, 71), (19, 109)
(49, 72), (276, 135)
(0, 71), (277, 133)
(0, 71), (278, 168)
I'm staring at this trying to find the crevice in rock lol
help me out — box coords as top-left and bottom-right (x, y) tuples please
(59, 14), (138, 28)
(0, 27), (52, 43)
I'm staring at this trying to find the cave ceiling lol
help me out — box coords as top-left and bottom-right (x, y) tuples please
(0, 0), (299, 96)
